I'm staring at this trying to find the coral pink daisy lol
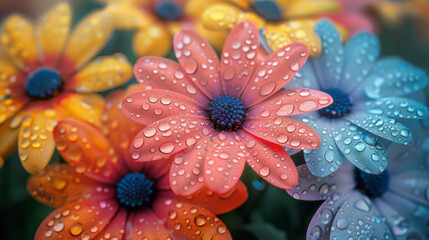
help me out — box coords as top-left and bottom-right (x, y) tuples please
(122, 21), (333, 195)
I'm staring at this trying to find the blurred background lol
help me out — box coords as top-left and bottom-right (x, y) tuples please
(0, 0), (428, 239)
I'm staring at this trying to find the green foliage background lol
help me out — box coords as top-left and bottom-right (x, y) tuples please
(0, 1), (428, 239)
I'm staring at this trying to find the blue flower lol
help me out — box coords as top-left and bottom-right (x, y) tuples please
(264, 19), (429, 176)
(286, 121), (429, 240)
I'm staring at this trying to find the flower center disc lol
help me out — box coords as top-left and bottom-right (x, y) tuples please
(25, 67), (62, 99)
(355, 168), (390, 198)
(116, 173), (155, 208)
(209, 96), (245, 132)
(252, 0), (282, 22)
(154, 0), (182, 20)
(319, 88), (352, 118)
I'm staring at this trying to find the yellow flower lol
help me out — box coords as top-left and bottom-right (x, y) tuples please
(99, 0), (229, 56)
(0, 3), (132, 173)
(201, 0), (347, 56)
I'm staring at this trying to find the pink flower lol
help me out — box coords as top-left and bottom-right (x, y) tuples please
(122, 21), (333, 195)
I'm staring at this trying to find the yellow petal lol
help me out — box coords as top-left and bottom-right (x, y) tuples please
(194, 21), (228, 53)
(61, 10), (114, 72)
(0, 58), (26, 99)
(53, 93), (105, 127)
(0, 96), (28, 125)
(18, 109), (57, 174)
(67, 54), (132, 93)
(264, 20), (322, 57)
(133, 24), (172, 57)
(284, 0), (340, 18)
(0, 113), (23, 168)
(0, 15), (38, 70)
(104, 2), (153, 29)
(202, 3), (242, 31)
(36, 3), (71, 66)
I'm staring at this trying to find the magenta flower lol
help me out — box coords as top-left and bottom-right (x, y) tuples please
(122, 21), (333, 195)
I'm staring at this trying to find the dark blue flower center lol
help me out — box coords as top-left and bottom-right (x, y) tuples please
(209, 96), (245, 131)
(116, 173), (154, 208)
(252, 0), (282, 22)
(319, 88), (352, 118)
(355, 168), (390, 198)
(25, 67), (62, 99)
(154, 0), (182, 20)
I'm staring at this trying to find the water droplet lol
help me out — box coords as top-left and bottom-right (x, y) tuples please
(289, 62), (300, 71)
(70, 222), (83, 236)
(184, 59), (198, 74)
(336, 218), (349, 230)
(298, 100), (317, 112)
(194, 214), (206, 227)
(160, 142), (175, 154)
(259, 83), (276, 96)
(259, 167), (270, 177)
(276, 104), (294, 116)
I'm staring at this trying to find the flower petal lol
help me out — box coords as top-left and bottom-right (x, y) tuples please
(130, 115), (213, 162)
(0, 14), (37, 70)
(339, 32), (380, 93)
(285, 62), (322, 90)
(247, 88), (333, 118)
(133, 24), (172, 57)
(240, 42), (309, 107)
(201, 3), (242, 32)
(284, 0), (340, 18)
(170, 134), (214, 196)
(202, 132), (247, 194)
(302, 115), (346, 177)
(36, 3), (71, 67)
(104, 2), (152, 29)
(390, 171), (429, 208)
(330, 190), (391, 239)
(66, 54), (132, 93)
(182, 182), (248, 215)
(129, 209), (170, 240)
(333, 123), (388, 174)
(53, 93), (105, 127)
(122, 89), (205, 126)
(35, 198), (119, 240)
(364, 57), (429, 98)
(359, 97), (429, 120)
(346, 112), (412, 144)
(27, 163), (108, 207)
(243, 117), (320, 150)
(174, 30), (222, 100)
(19, 109), (57, 174)
(134, 56), (209, 106)
(53, 119), (127, 184)
(94, 208), (127, 240)
(287, 164), (354, 201)
(60, 10), (114, 74)
(0, 114), (21, 167)
(311, 19), (344, 88)
(153, 198), (232, 240)
(220, 21), (259, 97)
(0, 96), (28, 125)
(236, 130), (297, 189)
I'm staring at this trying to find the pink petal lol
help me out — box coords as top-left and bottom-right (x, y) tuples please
(170, 134), (214, 196)
(130, 115), (213, 162)
(204, 132), (246, 194)
(136, 157), (171, 189)
(220, 21), (259, 98)
(94, 208), (127, 240)
(174, 30), (222, 100)
(240, 42), (309, 107)
(239, 131), (298, 189)
(247, 88), (333, 118)
(134, 56), (210, 107)
(122, 89), (206, 125)
(128, 209), (170, 240)
(243, 117), (321, 150)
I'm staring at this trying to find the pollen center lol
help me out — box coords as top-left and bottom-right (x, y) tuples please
(355, 168), (390, 198)
(25, 67), (62, 99)
(319, 88), (352, 118)
(116, 173), (154, 208)
(154, 0), (182, 20)
(209, 96), (245, 132)
(252, 0), (282, 22)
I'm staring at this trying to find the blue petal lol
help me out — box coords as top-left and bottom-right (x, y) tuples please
(364, 57), (429, 98)
(346, 112), (413, 145)
(333, 122), (388, 174)
(330, 191), (393, 239)
(339, 32), (380, 93)
(312, 19), (343, 88)
(390, 171), (429, 208)
(287, 164), (354, 201)
(286, 62), (322, 90)
(300, 115), (345, 176)
(362, 97), (429, 120)
(306, 192), (350, 240)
